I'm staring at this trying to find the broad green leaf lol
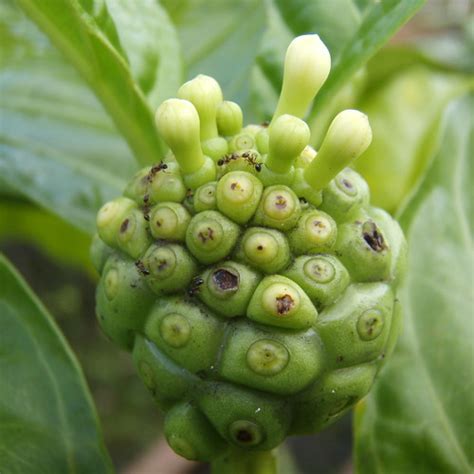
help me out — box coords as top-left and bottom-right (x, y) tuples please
(162, 0), (266, 115)
(0, 201), (93, 275)
(309, 0), (425, 120)
(354, 94), (473, 473)
(0, 254), (113, 473)
(17, 0), (166, 166)
(104, 0), (183, 109)
(0, 2), (132, 233)
(273, 0), (361, 57)
(354, 63), (470, 213)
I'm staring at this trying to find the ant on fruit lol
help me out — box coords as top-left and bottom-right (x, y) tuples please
(135, 260), (150, 276)
(188, 277), (204, 297)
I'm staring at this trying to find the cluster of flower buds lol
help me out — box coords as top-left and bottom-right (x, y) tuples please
(93, 34), (406, 461)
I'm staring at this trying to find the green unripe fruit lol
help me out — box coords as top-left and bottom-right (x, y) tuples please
(253, 185), (301, 231)
(336, 214), (391, 282)
(202, 136), (229, 162)
(133, 335), (197, 409)
(289, 209), (337, 255)
(96, 255), (155, 350)
(216, 150), (263, 178)
(149, 202), (191, 241)
(124, 162), (187, 205)
(292, 363), (377, 434)
(186, 210), (240, 264)
(319, 168), (370, 222)
(219, 320), (323, 395)
(216, 171), (263, 224)
(235, 227), (290, 274)
(116, 208), (152, 259)
(94, 33), (407, 466)
(96, 197), (136, 248)
(228, 132), (256, 153)
(192, 181), (217, 212)
(316, 283), (394, 368)
(368, 207), (407, 287)
(164, 402), (227, 461)
(144, 297), (224, 373)
(141, 243), (197, 294)
(197, 261), (262, 317)
(247, 275), (318, 330)
(283, 255), (350, 309)
(197, 382), (291, 451)
(90, 233), (113, 273)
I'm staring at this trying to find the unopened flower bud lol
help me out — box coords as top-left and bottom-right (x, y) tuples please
(178, 74), (223, 140)
(272, 34), (331, 124)
(217, 101), (243, 136)
(304, 109), (372, 190)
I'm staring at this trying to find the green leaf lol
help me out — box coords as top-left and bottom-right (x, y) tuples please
(0, 254), (113, 473)
(104, 0), (183, 109)
(0, 1), (132, 233)
(16, 0), (166, 166)
(273, 0), (362, 57)
(354, 61), (470, 213)
(0, 200), (93, 275)
(354, 94), (474, 473)
(309, 0), (426, 118)
(162, 0), (266, 114)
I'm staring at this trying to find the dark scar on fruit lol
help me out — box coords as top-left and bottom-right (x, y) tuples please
(213, 269), (239, 291)
(362, 221), (387, 252)
(276, 294), (294, 314)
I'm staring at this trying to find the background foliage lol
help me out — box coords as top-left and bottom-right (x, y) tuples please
(0, 0), (472, 472)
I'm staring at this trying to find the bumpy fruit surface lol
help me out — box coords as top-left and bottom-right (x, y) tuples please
(93, 34), (407, 462)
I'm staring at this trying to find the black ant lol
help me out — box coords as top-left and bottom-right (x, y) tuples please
(188, 277), (204, 297)
(135, 260), (150, 276)
(146, 161), (168, 182)
(217, 153), (239, 166)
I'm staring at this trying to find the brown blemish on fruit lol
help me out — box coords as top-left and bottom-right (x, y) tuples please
(276, 294), (294, 315)
(213, 269), (239, 291)
(120, 219), (129, 233)
(157, 259), (169, 272)
(198, 227), (214, 243)
(274, 195), (287, 209)
(362, 221), (387, 252)
(230, 182), (238, 190)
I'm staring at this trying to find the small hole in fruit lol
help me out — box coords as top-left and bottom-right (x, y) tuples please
(213, 269), (239, 291)
(362, 221), (386, 252)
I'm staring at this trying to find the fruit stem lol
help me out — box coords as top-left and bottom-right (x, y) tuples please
(211, 448), (278, 474)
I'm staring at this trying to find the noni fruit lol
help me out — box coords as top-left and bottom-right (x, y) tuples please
(93, 34), (407, 462)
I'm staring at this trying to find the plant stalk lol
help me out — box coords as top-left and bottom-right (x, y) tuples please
(211, 447), (278, 474)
